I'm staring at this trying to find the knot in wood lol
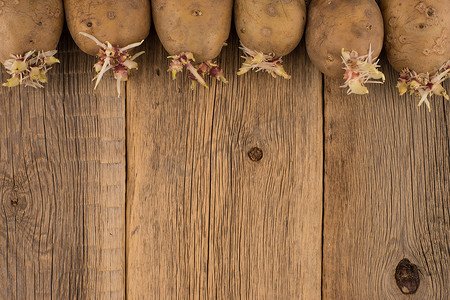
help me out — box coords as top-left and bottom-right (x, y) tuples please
(395, 259), (420, 294)
(1, 174), (28, 217)
(248, 147), (263, 162)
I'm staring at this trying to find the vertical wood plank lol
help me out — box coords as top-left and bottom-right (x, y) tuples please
(0, 31), (125, 299)
(323, 57), (450, 299)
(126, 30), (323, 299)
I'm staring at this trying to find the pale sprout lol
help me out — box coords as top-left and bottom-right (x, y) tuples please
(340, 45), (385, 95)
(397, 59), (450, 111)
(2, 50), (59, 88)
(79, 32), (145, 96)
(168, 52), (227, 89)
(238, 43), (291, 79)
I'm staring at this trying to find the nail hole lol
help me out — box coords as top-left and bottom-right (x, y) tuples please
(37, 21), (42, 26)
(426, 8), (434, 16)
(156, 68), (160, 76)
(418, 23), (425, 29)
(86, 22), (93, 27)
(395, 259), (420, 295)
(248, 147), (263, 162)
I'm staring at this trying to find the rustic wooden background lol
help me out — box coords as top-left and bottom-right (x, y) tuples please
(0, 26), (449, 299)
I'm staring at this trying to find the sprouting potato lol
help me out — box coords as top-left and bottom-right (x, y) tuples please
(65, 0), (151, 95)
(306, 0), (385, 94)
(380, 0), (450, 110)
(152, 0), (233, 88)
(234, 0), (307, 79)
(0, 0), (64, 88)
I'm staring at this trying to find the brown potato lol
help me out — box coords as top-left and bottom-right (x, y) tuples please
(152, 0), (233, 87)
(64, 0), (151, 94)
(65, 0), (151, 56)
(152, 0), (233, 62)
(380, 0), (449, 110)
(0, 0), (64, 88)
(0, 0), (64, 63)
(380, 0), (450, 74)
(235, 0), (306, 57)
(234, 0), (306, 79)
(306, 0), (384, 78)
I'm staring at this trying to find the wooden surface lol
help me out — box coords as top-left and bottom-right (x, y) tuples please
(0, 32), (126, 299)
(126, 30), (322, 299)
(0, 28), (449, 300)
(323, 59), (450, 299)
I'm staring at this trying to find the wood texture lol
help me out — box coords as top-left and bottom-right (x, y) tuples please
(1, 26), (449, 300)
(0, 32), (125, 299)
(126, 30), (323, 299)
(323, 57), (450, 299)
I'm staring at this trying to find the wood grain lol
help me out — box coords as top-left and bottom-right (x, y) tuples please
(126, 30), (323, 299)
(2, 23), (448, 300)
(323, 56), (450, 299)
(0, 31), (125, 299)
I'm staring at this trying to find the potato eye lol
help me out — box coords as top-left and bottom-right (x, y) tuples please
(326, 54), (334, 63)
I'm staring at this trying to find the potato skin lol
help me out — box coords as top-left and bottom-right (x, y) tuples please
(235, 0), (306, 57)
(380, 0), (450, 74)
(152, 0), (233, 62)
(0, 0), (64, 63)
(65, 0), (151, 56)
(306, 0), (384, 78)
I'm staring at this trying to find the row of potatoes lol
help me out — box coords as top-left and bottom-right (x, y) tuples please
(0, 0), (449, 110)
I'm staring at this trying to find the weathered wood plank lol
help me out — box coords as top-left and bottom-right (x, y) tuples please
(323, 57), (450, 299)
(0, 31), (125, 299)
(126, 30), (323, 299)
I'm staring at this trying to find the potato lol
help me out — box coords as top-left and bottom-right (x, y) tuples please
(234, 0), (306, 79)
(65, 0), (151, 56)
(0, 0), (64, 88)
(152, 0), (233, 87)
(65, 0), (151, 94)
(380, 0), (450, 110)
(306, 0), (385, 94)
(380, 0), (449, 74)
